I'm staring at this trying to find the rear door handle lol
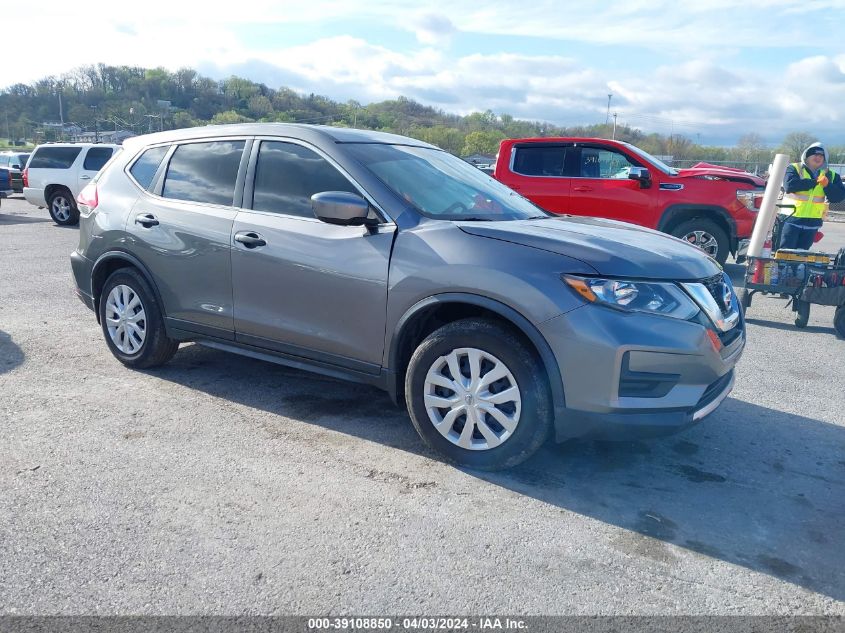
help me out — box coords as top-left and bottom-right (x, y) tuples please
(573, 186), (593, 192)
(134, 213), (159, 227)
(234, 231), (267, 248)
(80, 175), (91, 181)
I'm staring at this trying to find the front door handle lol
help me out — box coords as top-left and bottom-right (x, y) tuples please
(80, 175), (91, 181)
(573, 186), (594, 192)
(134, 213), (159, 227)
(234, 231), (267, 248)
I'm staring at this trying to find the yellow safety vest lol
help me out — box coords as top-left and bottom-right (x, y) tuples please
(786, 163), (832, 219)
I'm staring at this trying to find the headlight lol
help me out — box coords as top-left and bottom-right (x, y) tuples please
(562, 275), (700, 320)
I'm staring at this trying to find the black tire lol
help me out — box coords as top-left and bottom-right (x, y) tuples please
(47, 188), (79, 226)
(834, 306), (845, 338)
(99, 268), (178, 368)
(670, 218), (730, 266)
(794, 300), (810, 328)
(404, 318), (552, 471)
(739, 287), (752, 313)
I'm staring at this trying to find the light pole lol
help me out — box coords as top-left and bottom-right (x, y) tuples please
(606, 94), (612, 125)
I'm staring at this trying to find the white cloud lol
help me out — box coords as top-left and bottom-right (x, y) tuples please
(7, 0), (845, 144)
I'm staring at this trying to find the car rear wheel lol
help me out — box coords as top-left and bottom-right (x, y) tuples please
(405, 318), (552, 471)
(671, 218), (729, 266)
(99, 269), (179, 368)
(48, 189), (79, 226)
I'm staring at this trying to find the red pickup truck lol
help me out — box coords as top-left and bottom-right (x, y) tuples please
(493, 137), (765, 265)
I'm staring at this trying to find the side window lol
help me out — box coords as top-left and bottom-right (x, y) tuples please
(252, 141), (358, 217)
(129, 146), (169, 190)
(0, 156), (8, 168)
(29, 147), (81, 169)
(580, 148), (636, 179)
(512, 146), (568, 177)
(162, 140), (245, 206)
(83, 147), (114, 171)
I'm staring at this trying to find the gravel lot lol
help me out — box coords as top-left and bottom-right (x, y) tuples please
(1, 196), (844, 615)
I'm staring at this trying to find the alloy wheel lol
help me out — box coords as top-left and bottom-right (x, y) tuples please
(682, 230), (720, 257)
(51, 196), (71, 222)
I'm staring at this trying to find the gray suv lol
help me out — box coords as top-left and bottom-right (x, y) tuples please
(71, 124), (745, 470)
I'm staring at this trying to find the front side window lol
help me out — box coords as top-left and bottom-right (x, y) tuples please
(252, 141), (358, 218)
(83, 147), (114, 171)
(129, 146), (169, 190)
(162, 140), (245, 206)
(346, 143), (548, 221)
(579, 147), (637, 179)
(29, 147), (81, 169)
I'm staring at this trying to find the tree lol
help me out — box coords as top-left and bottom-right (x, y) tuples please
(461, 130), (506, 157)
(779, 132), (817, 162)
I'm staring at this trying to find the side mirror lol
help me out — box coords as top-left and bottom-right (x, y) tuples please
(628, 166), (651, 188)
(311, 191), (374, 226)
(10, 164), (20, 170)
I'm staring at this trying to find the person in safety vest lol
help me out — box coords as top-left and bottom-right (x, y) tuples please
(781, 143), (845, 250)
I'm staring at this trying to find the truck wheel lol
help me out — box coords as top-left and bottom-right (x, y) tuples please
(671, 219), (730, 266)
(48, 189), (79, 226)
(404, 318), (552, 471)
(834, 306), (845, 338)
(794, 300), (810, 328)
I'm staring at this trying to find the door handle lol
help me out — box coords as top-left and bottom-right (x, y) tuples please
(80, 175), (91, 180)
(234, 231), (267, 248)
(134, 213), (159, 227)
(573, 186), (593, 192)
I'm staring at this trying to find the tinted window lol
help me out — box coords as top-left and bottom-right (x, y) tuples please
(129, 146), (169, 190)
(512, 146), (568, 177)
(252, 141), (357, 217)
(162, 140), (245, 206)
(29, 147), (81, 169)
(13, 154), (29, 169)
(83, 147), (114, 171)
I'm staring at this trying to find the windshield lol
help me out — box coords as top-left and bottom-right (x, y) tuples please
(622, 143), (678, 176)
(346, 143), (549, 221)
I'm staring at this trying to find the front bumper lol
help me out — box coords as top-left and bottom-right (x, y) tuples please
(539, 301), (744, 441)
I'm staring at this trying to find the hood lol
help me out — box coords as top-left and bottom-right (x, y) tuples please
(801, 142), (828, 166)
(457, 216), (722, 280)
(676, 163), (765, 186)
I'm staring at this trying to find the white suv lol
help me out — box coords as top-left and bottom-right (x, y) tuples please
(23, 143), (121, 225)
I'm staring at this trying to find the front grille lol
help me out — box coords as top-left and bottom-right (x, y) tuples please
(701, 273), (730, 312)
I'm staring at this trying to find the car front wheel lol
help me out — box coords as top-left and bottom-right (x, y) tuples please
(405, 318), (552, 470)
(671, 218), (729, 266)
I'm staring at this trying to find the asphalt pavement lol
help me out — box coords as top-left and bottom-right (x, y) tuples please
(1, 196), (844, 615)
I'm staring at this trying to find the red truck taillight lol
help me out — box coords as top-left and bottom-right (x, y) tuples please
(22, 168), (28, 188)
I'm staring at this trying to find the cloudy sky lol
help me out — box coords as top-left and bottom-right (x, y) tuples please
(6, 0), (845, 146)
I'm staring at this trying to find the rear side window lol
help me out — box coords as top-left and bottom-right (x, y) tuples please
(252, 141), (357, 217)
(129, 146), (169, 190)
(29, 147), (82, 169)
(512, 146), (568, 177)
(162, 140), (245, 206)
(83, 147), (114, 171)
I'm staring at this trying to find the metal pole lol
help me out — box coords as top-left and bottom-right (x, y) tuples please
(605, 94), (612, 125)
(612, 113), (617, 140)
(747, 153), (789, 258)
